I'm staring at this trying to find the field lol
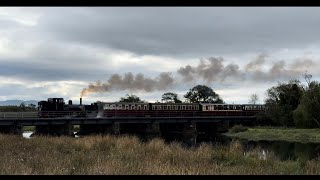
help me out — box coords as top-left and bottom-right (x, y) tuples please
(0, 134), (320, 175)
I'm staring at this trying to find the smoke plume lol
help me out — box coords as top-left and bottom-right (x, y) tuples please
(81, 72), (174, 97)
(177, 57), (243, 83)
(177, 55), (314, 83)
(81, 54), (315, 97)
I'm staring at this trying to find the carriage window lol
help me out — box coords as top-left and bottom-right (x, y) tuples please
(137, 105), (141, 110)
(167, 105), (171, 110)
(132, 105), (136, 110)
(182, 105), (186, 110)
(125, 105), (129, 110)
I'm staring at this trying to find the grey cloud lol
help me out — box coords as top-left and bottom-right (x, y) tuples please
(0, 60), (104, 82)
(36, 7), (320, 57)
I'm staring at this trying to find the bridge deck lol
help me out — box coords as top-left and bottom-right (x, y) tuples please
(0, 111), (257, 126)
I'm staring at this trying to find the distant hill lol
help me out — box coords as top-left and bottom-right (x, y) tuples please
(0, 100), (38, 106)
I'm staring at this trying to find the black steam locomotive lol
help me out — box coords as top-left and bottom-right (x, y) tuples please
(37, 98), (99, 118)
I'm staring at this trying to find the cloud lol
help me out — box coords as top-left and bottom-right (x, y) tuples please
(36, 7), (320, 57)
(0, 7), (320, 104)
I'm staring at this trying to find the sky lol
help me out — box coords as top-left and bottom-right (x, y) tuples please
(0, 7), (319, 104)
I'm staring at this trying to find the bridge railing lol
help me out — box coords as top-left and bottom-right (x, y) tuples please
(0, 112), (38, 119)
(0, 110), (260, 119)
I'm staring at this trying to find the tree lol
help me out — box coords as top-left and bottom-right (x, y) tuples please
(264, 80), (303, 127)
(184, 85), (224, 103)
(303, 71), (312, 88)
(28, 103), (36, 109)
(161, 92), (182, 103)
(294, 81), (320, 128)
(19, 102), (26, 111)
(119, 94), (145, 103)
(249, 94), (259, 104)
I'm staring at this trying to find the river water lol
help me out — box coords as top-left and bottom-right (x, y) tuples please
(237, 139), (320, 161)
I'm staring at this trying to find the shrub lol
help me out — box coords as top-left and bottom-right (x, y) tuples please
(229, 125), (248, 134)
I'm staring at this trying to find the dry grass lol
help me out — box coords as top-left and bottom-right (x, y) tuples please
(0, 134), (319, 175)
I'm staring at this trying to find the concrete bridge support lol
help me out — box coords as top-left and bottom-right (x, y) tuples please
(196, 122), (218, 141)
(113, 122), (120, 135)
(147, 122), (161, 135)
(182, 122), (197, 146)
(77, 124), (114, 135)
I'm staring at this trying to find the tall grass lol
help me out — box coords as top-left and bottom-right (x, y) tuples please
(0, 134), (319, 175)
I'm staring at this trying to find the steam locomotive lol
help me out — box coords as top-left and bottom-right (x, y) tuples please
(37, 97), (265, 118)
(37, 98), (99, 118)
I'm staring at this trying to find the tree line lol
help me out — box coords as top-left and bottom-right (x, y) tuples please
(118, 85), (224, 104)
(257, 72), (320, 128)
(0, 103), (37, 112)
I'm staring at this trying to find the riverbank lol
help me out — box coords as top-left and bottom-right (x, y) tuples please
(224, 127), (320, 143)
(0, 134), (320, 175)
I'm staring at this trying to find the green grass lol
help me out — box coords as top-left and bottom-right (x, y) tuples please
(224, 127), (320, 143)
(74, 125), (80, 132)
(0, 134), (319, 174)
(22, 126), (35, 131)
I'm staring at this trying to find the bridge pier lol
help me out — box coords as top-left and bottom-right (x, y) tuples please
(76, 124), (114, 135)
(182, 122), (197, 146)
(33, 123), (74, 136)
(113, 122), (120, 135)
(147, 122), (161, 135)
(217, 120), (229, 133)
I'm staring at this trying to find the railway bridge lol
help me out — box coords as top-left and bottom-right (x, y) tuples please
(0, 111), (257, 144)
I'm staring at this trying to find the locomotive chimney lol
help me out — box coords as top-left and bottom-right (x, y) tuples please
(80, 98), (82, 106)
(68, 100), (72, 105)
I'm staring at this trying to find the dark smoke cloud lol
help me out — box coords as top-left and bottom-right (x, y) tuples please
(178, 55), (315, 83)
(178, 57), (243, 83)
(82, 55), (315, 97)
(245, 54), (267, 71)
(245, 55), (315, 81)
(81, 72), (174, 97)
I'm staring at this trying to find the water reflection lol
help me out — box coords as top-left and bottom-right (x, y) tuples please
(23, 131), (33, 139)
(233, 138), (320, 161)
(22, 132), (79, 138)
